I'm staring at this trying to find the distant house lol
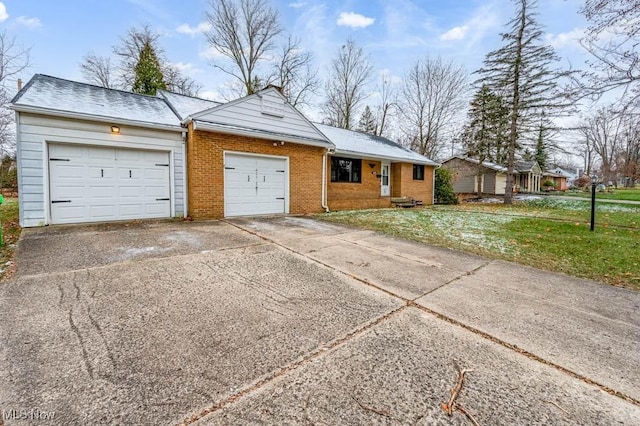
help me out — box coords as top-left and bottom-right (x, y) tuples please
(515, 161), (543, 193)
(441, 156), (508, 195)
(543, 168), (572, 191)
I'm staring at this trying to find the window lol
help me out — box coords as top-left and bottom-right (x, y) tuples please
(331, 157), (361, 183)
(413, 164), (425, 180)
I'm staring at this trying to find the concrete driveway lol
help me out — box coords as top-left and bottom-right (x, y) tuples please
(1, 217), (638, 425)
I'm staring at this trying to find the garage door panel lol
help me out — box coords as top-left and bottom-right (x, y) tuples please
(224, 153), (287, 217)
(49, 144), (171, 224)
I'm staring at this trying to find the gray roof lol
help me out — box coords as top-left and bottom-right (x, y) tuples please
(314, 123), (439, 165)
(443, 156), (508, 173)
(158, 90), (221, 121)
(11, 74), (181, 128)
(516, 161), (538, 172)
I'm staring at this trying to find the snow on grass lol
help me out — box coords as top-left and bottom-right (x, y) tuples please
(325, 208), (518, 254)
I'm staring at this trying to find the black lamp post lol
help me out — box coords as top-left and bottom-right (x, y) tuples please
(590, 175), (597, 232)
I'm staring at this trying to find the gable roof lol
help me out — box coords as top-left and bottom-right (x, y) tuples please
(314, 123), (439, 166)
(516, 161), (540, 173)
(442, 155), (508, 173)
(157, 90), (221, 121)
(548, 167), (573, 178)
(10, 74), (182, 131)
(184, 87), (332, 147)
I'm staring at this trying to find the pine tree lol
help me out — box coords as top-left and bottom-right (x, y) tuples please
(357, 106), (377, 134)
(132, 41), (166, 95)
(474, 0), (572, 204)
(463, 85), (509, 196)
(534, 118), (548, 170)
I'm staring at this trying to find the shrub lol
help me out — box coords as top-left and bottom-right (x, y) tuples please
(434, 167), (458, 204)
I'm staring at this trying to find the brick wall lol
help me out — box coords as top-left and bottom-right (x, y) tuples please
(391, 163), (434, 204)
(187, 124), (325, 218)
(327, 158), (390, 210)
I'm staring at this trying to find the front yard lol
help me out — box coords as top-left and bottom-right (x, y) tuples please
(560, 187), (640, 202)
(318, 198), (640, 289)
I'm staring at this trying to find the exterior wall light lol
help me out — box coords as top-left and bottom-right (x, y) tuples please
(111, 125), (121, 134)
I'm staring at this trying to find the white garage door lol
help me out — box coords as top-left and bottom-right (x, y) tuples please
(224, 153), (287, 217)
(49, 144), (171, 224)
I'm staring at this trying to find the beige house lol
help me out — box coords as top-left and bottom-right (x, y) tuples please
(442, 156), (508, 195)
(516, 161), (543, 193)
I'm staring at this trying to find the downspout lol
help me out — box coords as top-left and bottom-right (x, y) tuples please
(321, 150), (330, 212)
(182, 129), (188, 218)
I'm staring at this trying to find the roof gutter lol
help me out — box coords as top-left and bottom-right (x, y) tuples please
(9, 104), (185, 132)
(333, 149), (440, 167)
(191, 119), (333, 149)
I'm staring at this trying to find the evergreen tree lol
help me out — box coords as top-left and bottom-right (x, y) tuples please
(475, 0), (572, 204)
(357, 106), (377, 134)
(462, 85), (509, 196)
(132, 41), (166, 95)
(434, 168), (458, 205)
(534, 118), (549, 170)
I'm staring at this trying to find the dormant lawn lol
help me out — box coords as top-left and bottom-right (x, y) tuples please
(318, 198), (640, 289)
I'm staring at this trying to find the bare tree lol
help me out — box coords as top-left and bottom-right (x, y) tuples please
(323, 39), (374, 129)
(580, 107), (626, 185)
(0, 31), (30, 155)
(398, 56), (467, 159)
(375, 70), (396, 137)
(580, 0), (640, 104)
(268, 36), (319, 108)
(80, 52), (116, 88)
(204, 0), (282, 96)
(164, 64), (203, 97)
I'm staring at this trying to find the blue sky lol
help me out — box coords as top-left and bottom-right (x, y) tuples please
(3, 0), (589, 118)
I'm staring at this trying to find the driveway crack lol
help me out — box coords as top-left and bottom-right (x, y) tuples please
(413, 260), (493, 301)
(179, 305), (407, 425)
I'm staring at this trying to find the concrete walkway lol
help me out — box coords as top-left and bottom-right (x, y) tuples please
(547, 194), (640, 205)
(0, 218), (638, 425)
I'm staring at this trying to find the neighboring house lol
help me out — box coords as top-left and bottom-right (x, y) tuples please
(515, 161), (543, 193)
(10, 74), (438, 227)
(543, 168), (572, 191)
(441, 156), (508, 195)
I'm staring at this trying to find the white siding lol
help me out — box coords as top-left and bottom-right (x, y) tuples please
(17, 113), (185, 227)
(194, 89), (326, 142)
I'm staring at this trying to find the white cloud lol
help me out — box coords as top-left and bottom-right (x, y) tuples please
(289, 1), (307, 8)
(199, 46), (226, 60)
(176, 22), (212, 36)
(170, 62), (203, 75)
(545, 28), (584, 49)
(336, 12), (375, 29)
(15, 16), (41, 29)
(199, 90), (221, 101)
(0, 3), (8, 22)
(440, 25), (469, 41)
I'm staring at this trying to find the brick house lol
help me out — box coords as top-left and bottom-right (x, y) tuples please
(10, 75), (438, 227)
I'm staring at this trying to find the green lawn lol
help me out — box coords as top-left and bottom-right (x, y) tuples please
(560, 187), (640, 202)
(317, 199), (640, 289)
(0, 198), (21, 281)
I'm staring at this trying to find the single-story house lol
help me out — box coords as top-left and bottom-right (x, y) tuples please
(441, 156), (508, 195)
(544, 167), (572, 190)
(10, 74), (438, 227)
(515, 161), (543, 193)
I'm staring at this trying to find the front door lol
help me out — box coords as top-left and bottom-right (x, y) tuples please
(381, 162), (390, 196)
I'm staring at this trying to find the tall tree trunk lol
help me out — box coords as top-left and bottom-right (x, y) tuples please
(504, 1), (526, 205)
